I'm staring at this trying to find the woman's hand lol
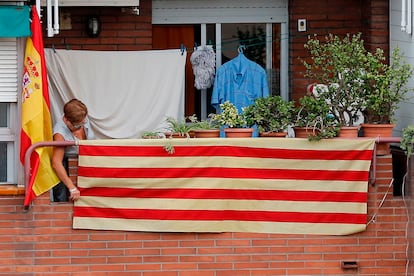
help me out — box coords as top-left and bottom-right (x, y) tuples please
(69, 187), (80, 201)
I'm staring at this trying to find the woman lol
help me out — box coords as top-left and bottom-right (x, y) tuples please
(51, 99), (94, 201)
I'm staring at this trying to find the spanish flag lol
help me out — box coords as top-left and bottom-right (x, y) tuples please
(20, 7), (59, 208)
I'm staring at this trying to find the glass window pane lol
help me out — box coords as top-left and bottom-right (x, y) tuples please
(222, 23), (266, 68)
(0, 103), (9, 127)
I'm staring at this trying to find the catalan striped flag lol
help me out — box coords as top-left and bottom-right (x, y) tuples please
(20, 7), (59, 208)
(73, 138), (375, 235)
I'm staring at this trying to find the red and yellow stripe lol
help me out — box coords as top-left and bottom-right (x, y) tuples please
(73, 138), (375, 235)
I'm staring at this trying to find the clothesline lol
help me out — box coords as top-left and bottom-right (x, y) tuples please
(181, 33), (290, 54)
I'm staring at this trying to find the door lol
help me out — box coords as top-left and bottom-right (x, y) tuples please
(153, 25), (196, 117)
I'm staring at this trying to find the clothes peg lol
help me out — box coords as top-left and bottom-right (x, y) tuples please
(180, 44), (185, 55)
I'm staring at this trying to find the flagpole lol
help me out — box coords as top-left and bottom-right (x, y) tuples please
(36, 0), (40, 17)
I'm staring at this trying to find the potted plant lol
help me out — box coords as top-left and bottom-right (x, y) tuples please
(302, 33), (369, 136)
(361, 47), (413, 132)
(212, 101), (253, 137)
(243, 95), (294, 137)
(355, 45), (412, 154)
(294, 94), (338, 140)
(303, 33), (413, 140)
(192, 114), (220, 138)
(164, 115), (197, 138)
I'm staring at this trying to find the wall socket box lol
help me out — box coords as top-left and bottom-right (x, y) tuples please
(298, 19), (306, 32)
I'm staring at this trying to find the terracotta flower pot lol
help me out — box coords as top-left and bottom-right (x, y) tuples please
(194, 129), (220, 138)
(361, 123), (395, 155)
(337, 126), (360, 138)
(224, 128), (254, 138)
(293, 127), (319, 139)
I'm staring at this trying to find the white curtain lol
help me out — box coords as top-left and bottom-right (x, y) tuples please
(45, 48), (186, 139)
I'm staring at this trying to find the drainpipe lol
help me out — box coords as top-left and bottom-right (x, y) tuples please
(47, 0), (53, 37)
(402, 0), (407, 32)
(53, 0), (59, 35)
(407, 0), (412, 34)
(44, 0), (60, 37)
(24, 140), (76, 198)
(36, 0), (40, 17)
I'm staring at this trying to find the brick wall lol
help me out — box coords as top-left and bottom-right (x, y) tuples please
(43, 0), (153, 51)
(0, 150), (410, 275)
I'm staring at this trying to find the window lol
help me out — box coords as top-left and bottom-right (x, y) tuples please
(0, 38), (19, 185)
(193, 23), (283, 119)
(152, 0), (289, 119)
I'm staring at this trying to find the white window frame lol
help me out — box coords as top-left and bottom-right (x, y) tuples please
(0, 37), (21, 185)
(152, 0), (289, 119)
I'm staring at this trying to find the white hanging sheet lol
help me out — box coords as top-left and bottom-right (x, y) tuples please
(45, 48), (186, 139)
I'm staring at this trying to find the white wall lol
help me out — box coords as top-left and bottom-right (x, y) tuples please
(390, 0), (414, 136)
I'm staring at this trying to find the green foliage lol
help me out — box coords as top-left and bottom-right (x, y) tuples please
(302, 33), (368, 126)
(212, 101), (248, 128)
(400, 125), (414, 156)
(191, 113), (220, 130)
(363, 47), (413, 123)
(295, 95), (329, 127)
(163, 141), (175, 154)
(243, 95), (294, 133)
(164, 115), (197, 137)
(295, 95), (338, 140)
(303, 33), (413, 125)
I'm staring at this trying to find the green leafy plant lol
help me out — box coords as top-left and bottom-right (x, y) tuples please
(163, 141), (175, 154)
(302, 33), (368, 127)
(400, 125), (414, 156)
(164, 115), (197, 138)
(212, 101), (248, 128)
(363, 47), (413, 124)
(303, 33), (413, 126)
(295, 95), (338, 140)
(192, 113), (220, 130)
(243, 95), (294, 133)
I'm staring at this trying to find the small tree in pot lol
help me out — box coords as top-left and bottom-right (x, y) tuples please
(361, 47), (412, 154)
(362, 47), (412, 125)
(243, 95), (294, 137)
(302, 33), (368, 128)
(212, 101), (253, 137)
(294, 94), (338, 140)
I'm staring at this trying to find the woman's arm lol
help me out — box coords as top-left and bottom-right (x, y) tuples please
(51, 133), (80, 201)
